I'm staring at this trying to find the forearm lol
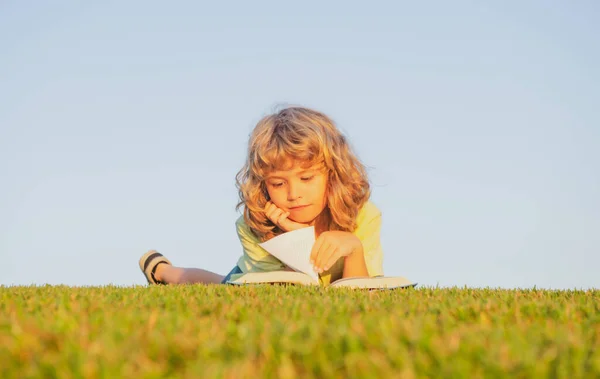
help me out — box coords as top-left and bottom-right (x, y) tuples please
(343, 243), (369, 278)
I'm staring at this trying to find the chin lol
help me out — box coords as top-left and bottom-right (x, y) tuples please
(288, 214), (315, 224)
(289, 217), (308, 224)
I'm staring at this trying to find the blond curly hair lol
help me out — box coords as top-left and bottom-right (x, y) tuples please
(235, 106), (370, 241)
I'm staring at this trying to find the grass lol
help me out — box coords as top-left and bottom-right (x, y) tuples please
(1, 285), (598, 378)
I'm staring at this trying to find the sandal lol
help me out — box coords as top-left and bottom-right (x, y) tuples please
(139, 250), (172, 285)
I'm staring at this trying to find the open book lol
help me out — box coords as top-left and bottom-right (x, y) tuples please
(228, 271), (417, 289)
(227, 226), (417, 289)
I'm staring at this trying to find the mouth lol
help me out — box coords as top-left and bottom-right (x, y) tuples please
(288, 205), (309, 210)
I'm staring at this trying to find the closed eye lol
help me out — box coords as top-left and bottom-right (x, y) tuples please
(301, 176), (314, 181)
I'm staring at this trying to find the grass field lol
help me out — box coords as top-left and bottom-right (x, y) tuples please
(1, 285), (598, 378)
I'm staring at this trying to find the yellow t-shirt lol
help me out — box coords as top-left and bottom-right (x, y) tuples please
(233, 201), (384, 285)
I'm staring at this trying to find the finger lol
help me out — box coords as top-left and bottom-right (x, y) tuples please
(323, 250), (341, 272)
(277, 211), (292, 229)
(265, 202), (281, 222)
(264, 202), (273, 218)
(276, 211), (289, 225)
(310, 235), (325, 265)
(266, 202), (278, 218)
(315, 243), (337, 272)
(312, 240), (327, 269)
(270, 208), (284, 225)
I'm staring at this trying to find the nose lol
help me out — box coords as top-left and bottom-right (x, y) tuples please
(287, 182), (301, 201)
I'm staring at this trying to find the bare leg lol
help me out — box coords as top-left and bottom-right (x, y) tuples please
(155, 264), (224, 284)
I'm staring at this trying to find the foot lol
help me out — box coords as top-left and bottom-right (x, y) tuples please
(139, 250), (172, 285)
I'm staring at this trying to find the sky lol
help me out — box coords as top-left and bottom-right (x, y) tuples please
(1, 1), (598, 289)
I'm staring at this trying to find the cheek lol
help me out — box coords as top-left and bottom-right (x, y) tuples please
(316, 179), (328, 202)
(266, 189), (286, 206)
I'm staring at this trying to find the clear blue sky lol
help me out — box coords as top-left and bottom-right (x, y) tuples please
(1, 1), (598, 289)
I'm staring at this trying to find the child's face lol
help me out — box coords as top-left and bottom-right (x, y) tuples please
(264, 162), (328, 224)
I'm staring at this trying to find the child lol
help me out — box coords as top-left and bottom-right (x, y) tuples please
(139, 106), (384, 286)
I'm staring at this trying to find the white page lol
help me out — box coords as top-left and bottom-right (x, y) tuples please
(258, 226), (319, 281)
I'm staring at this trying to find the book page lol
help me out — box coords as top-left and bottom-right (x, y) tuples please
(229, 271), (318, 286)
(330, 276), (417, 289)
(258, 226), (319, 281)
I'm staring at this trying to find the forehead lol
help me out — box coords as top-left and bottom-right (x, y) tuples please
(266, 161), (325, 178)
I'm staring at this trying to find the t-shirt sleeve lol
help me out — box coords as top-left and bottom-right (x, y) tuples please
(235, 217), (286, 273)
(353, 203), (385, 277)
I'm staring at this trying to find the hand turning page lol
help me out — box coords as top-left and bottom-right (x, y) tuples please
(258, 226), (319, 281)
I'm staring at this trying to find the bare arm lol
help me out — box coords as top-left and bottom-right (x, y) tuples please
(342, 237), (369, 278)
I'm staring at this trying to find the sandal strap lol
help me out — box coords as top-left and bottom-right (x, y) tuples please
(140, 250), (171, 285)
(143, 252), (165, 273)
